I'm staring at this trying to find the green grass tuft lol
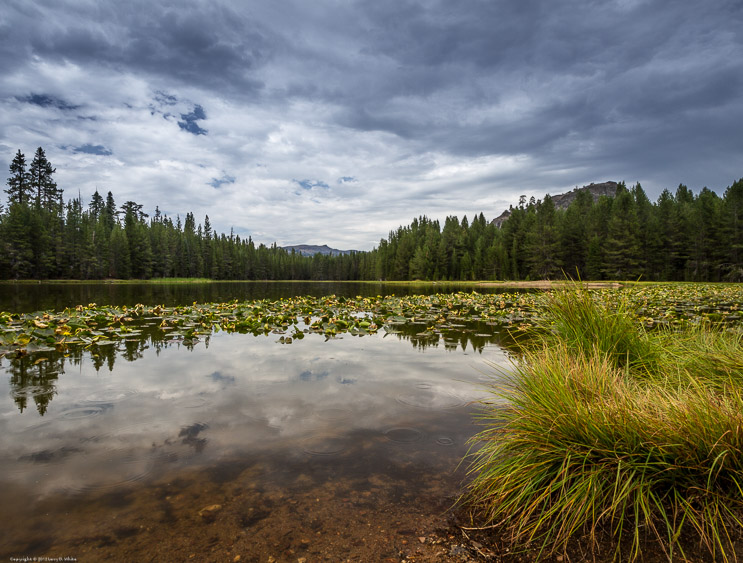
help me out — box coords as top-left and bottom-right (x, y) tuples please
(535, 284), (662, 375)
(464, 283), (743, 561)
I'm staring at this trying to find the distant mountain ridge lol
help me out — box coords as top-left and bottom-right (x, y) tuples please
(492, 181), (619, 227)
(282, 244), (354, 256)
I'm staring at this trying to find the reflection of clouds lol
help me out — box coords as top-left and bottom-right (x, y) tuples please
(0, 331), (512, 496)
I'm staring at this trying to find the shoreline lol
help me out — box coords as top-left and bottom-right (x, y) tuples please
(476, 280), (624, 289)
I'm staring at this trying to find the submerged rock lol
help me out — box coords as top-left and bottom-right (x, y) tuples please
(198, 504), (222, 522)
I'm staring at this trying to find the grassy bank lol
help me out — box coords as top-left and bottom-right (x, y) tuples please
(464, 284), (743, 561)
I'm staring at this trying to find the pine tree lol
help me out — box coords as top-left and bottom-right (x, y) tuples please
(603, 188), (641, 280)
(64, 196), (85, 277)
(525, 195), (562, 279)
(689, 188), (723, 281)
(5, 150), (32, 206)
(584, 236), (604, 280)
(631, 182), (653, 276)
(559, 189), (592, 277)
(89, 190), (104, 220)
(674, 184), (695, 280)
(108, 224), (131, 278)
(1, 203), (34, 277)
(120, 201), (152, 278)
(103, 191), (117, 232)
(654, 189), (682, 280)
(203, 215), (212, 240)
(29, 147), (60, 211)
(722, 178), (743, 280)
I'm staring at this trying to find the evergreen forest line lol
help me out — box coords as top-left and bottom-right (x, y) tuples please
(1, 147), (742, 282)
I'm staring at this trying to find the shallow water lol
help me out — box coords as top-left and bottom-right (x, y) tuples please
(0, 318), (511, 561)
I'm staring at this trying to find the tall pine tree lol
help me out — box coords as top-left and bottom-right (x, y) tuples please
(5, 150), (32, 206)
(29, 147), (60, 212)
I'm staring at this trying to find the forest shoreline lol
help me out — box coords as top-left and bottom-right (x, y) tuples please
(5, 277), (741, 288)
(0, 278), (646, 287)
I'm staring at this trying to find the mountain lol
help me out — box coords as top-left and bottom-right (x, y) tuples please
(491, 181), (619, 227)
(282, 244), (354, 256)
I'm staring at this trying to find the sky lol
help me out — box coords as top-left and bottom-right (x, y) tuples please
(1, 0), (742, 251)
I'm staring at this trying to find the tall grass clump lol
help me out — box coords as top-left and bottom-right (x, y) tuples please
(534, 285), (662, 376)
(464, 284), (743, 561)
(662, 326), (743, 391)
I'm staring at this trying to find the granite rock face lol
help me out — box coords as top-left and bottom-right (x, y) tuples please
(550, 181), (619, 209)
(492, 181), (619, 227)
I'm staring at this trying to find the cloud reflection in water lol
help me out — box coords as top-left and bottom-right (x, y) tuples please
(0, 330), (511, 496)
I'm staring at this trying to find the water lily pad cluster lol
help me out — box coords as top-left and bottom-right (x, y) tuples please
(629, 284), (743, 326)
(1, 284), (741, 358)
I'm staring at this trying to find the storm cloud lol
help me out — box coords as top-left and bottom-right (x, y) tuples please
(1, 0), (741, 249)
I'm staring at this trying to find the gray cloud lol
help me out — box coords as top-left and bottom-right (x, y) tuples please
(3, 1), (268, 96)
(0, 0), (741, 250)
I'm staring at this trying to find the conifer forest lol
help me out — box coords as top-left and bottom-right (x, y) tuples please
(1, 147), (742, 282)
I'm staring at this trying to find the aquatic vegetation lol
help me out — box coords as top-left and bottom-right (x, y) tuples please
(0, 284), (741, 358)
(464, 284), (743, 561)
(0, 292), (539, 357)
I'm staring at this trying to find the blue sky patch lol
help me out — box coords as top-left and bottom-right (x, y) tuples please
(19, 93), (80, 111)
(293, 179), (329, 191)
(178, 104), (208, 135)
(72, 144), (113, 156)
(208, 174), (236, 188)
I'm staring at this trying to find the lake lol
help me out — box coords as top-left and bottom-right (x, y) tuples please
(0, 282), (515, 561)
(0, 280), (494, 313)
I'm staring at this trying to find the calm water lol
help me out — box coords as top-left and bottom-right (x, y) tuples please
(0, 280), (500, 313)
(0, 283), (515, 561)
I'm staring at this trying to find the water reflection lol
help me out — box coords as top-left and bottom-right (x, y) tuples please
(0, 330), (510, 498)
(0, 318), (519, 559)
(4, 314), (515, 415)
(7, 356), (62, 414)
